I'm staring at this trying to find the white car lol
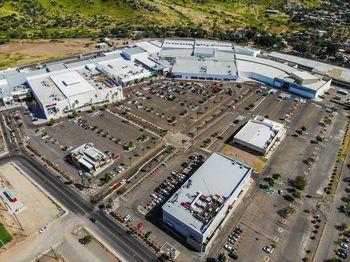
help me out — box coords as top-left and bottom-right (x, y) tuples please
(123, 214), (131, 222)
(151, 194), (158, 199)
(227, 238), (235, 244)
(39, 226), (48, 233)
(224, 244), (234, 253)
(120, 179), (126, 185)
(340, 243), (349, 249)
(263, 246), (274, 254)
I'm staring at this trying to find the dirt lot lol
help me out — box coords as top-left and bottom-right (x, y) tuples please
(40, 227), (119, 262)
(0, 39), (130, 70)
(221, 145), (266, 172)
(0, 162), (60, 239)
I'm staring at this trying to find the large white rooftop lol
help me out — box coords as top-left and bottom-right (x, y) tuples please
(162, 153), (251, 235)
(162, 39), (195, 49)
(172, 57), (237, 77)
(269, 51), (350, 83)
(234, 116), (284, 151)
(135, 41), (161, 54)
(50, 71), (96, 98)
(98, 59), (151, 83)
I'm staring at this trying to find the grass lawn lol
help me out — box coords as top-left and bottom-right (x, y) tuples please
(0, 223), (12, 246)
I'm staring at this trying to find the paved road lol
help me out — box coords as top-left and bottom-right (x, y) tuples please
(0, 113), (158, 262)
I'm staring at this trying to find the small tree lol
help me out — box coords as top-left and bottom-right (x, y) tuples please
(316, 135), (323, 142)
(91, 104), (97, 111)
(128, 141), (134, 148)
(49, 118), (55, 126)
(218, 253), (227, 262)
(83, 235), (93, 244)
(301, 126), (307, 131)
(272, 173), (281, 180)
(181, 139), (187, 149)
(292, 190), (301, 199)
(294, 176), (307, 191)
(31, 99), (37, 108)
(72, 110), (79, 118)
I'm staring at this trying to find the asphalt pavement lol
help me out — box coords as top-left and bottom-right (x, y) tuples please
(0, 112), (158, 262)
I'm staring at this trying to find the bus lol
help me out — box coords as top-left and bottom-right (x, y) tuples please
(3, 189), (17, 202)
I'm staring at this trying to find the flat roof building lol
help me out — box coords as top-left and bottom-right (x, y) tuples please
(171, 57), (238, 81)
(69, 143), (110, 174)
(98, 59), (153, 86)
(50, 71), (96, 97)
(233, 116), (286, 156)
(27, 66), (123, 119)
(162, 152), (252, 252)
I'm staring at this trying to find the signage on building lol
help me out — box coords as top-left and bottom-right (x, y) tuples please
(45, 103), (57, 108)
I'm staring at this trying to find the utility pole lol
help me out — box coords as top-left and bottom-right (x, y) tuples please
(51, 246), (58, 258)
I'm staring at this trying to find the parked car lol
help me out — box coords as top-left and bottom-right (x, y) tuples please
(224, 244), (235, 253)
(340, 243), (348, 249)
(337, 249), (347, 259)
(233, 229), (242, 235)
(229, 252), (238, 260)
(123, 214), (131, 222)
(227, 238), (235, 244)
(39, 226), (48, 233)
(262, 246), (274, 254)
(235, 226), (244, 233)
(229, 234), (239, 241)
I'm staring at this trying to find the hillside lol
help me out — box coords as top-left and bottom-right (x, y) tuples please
(0, 0), (299, 39)
(0, 0), (349, 69)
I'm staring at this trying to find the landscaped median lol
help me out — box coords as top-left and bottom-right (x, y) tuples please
(338, 121), (350, 163)
(109, 212), (161, 253)
(0, 223), (12, 247)
(323, 120), (350, 198)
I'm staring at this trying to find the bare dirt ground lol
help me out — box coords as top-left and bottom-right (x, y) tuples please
(0, 163), (60, 240)
(43, 227), (119, 262)
(221, 144), (266, 172)
(0, 39), (130, 70)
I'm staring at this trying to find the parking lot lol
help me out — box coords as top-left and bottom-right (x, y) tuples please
(12, 73), (350, 261)
(26, 110), (161, 189)
(121, 80), (245, 133)
(203, 87), (349, 261)
(114, 150), (209, 262)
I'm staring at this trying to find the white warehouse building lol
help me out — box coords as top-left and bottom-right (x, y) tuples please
(27, 68), (123, 119)
(155, 39), (333, 99)
(162, 152), (252, 252)
(232, 116), (286, 156)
